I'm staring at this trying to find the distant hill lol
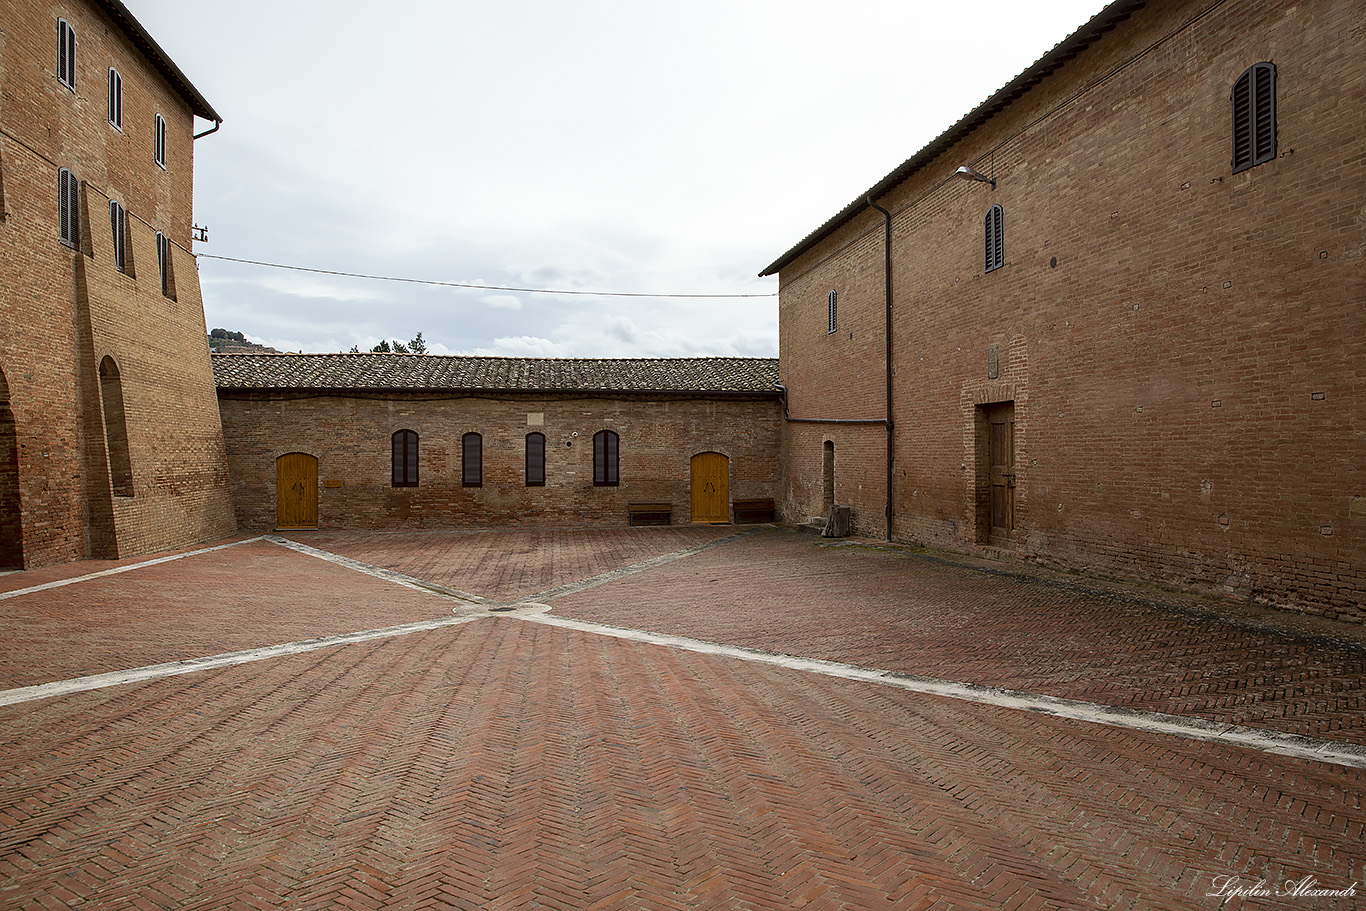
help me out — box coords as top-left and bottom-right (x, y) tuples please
(209, 328), (277, 354)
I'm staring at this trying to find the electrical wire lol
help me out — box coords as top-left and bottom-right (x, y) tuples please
(198, 254), (777, 299)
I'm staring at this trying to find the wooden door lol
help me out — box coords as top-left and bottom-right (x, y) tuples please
(690, 452), (729, 524)
(986, 404), (1015, 544)
(276, 453), (318, 529)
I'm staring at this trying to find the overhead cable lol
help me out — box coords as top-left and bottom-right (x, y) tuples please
(198, 254), (776, 299)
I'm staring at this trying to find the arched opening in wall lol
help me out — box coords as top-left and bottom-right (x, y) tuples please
(0, 368), (23, 569)
(276, 453), (318, 529)
(98, 356), (134, 497)
(690, 452), (729, 524)
(822, 440), (835, 514)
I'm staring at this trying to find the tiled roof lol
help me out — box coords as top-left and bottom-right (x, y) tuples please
(213, 353), (781, 395)
(97, 1), (220, 121)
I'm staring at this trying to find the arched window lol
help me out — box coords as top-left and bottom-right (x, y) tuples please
(984, 204), (1004, 273)
(462, 432), (483, 487)
(526, 432), (546, 486)
(58, 168), (80, 248)
(98, 356), (133, 497)
(593, 430), (619, 486)
(391, 429), (418, 487)
(1232, 62), (1275, 173)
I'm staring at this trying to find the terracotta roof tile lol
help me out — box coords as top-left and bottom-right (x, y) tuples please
(212, 353), (780, 395)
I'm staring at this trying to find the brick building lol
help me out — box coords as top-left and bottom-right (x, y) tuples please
(214, 354), (782, 531)
(0, 0), (236, 566)
(762, 0), (1363, 618)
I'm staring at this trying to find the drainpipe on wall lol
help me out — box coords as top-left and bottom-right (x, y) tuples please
(193, 118), (222, 140)
(866, 195), (894, 542)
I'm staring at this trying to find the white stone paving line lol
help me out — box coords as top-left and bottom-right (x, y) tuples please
(0, 537), (266, 601)
(266, 535), (489, 606)
(514, 611), (1366, 771)
(0, 616), (484, 708)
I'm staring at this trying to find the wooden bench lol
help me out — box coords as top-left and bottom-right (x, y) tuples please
(732, 498), (775, 524)
(627, 502), (673, 526)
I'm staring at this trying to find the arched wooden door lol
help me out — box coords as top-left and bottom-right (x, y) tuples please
(690, 452), (729, 524)
(276, 453), (318, 529)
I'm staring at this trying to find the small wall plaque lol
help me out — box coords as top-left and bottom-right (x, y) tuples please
(324, 479), (342, 488)
(987, 346), (1000, 379)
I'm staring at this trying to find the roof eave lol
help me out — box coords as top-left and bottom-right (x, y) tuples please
(96, 0), (221, 122)
(759, 0), (1145, 277)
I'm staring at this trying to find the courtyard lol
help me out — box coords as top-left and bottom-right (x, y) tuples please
(1, 526), (1362, 909)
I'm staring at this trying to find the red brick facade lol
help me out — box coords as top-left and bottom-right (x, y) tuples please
(768, 0), (1363, 618)
(218, 390), (782, 531)
(0, 0), (235, 565)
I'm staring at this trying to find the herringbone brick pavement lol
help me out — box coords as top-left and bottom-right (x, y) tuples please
(0, 539), (453, 688)
(2, 619), (1361, 910)
(0, 528), (1362, 909)
(286, 526), (741, 603)
(538, 529), (1366, 746)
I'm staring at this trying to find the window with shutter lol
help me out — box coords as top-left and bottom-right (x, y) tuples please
(593, 430), (619, 486)
(462, 433), (483, 487)
(526, 433), (546, 486)
(392, 430), (418, 487)
(827, 290), (838, 334)
(57, 20), (76, 91)
(109, 201), (127, 273)
(154, 115), (167, 169)
(156, 232), (176, 299)
(58, 169), (80, 248)
(1231, 63), (1275, 173)
(984, 205), (1004, 273)
(108, 68), (123, 130)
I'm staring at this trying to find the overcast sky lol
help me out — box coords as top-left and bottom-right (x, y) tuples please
(130, 0), (1106, 358)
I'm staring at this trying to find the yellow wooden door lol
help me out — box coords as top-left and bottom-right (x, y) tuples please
(690, 452), (729, 524)
(276, 453), (318, 529)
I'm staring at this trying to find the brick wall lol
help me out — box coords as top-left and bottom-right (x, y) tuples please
(218, 392), (782, 531)
(0, 0), (235, 565)
(775, 0), (1364, 619)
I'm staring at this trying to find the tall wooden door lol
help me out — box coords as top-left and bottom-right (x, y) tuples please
(986, 403), (1015, 545)
(690, 452), (729, 524)
(276, 453), (318, 529)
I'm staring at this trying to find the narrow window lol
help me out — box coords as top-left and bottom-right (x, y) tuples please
(157, 232), (177, 299)
(1232, 63), (1276, 173)
(391, 429), (418, 486)
(827, 290), (838, 334)
(109, 201), (128, 273)
(99, 357), (134, 497)
(984, 204), (1004, 273)
(108, 68), (123, 130)
(593, 430), (619, 486)
(526, 432), (546, 486)
(58, 168), (80, 248)
(57, 19), (76, 91)
(154, 114), (167, 169)
(462, 433), (483, 487)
